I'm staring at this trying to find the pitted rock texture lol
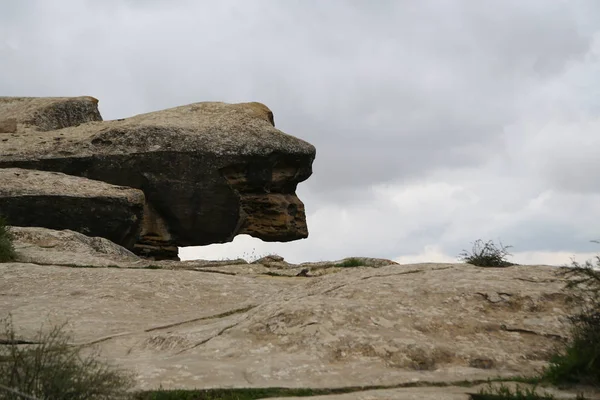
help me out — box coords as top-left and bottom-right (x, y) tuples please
(0, 96), (316, 259)
(0, 168), (145, 249)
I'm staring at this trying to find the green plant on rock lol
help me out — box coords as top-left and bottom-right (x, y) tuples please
(0, 215), (16, 263)
(543, 245), (600, 387)
(0, 315), (135, 400)
(335, 257), (365, 268)
(471, 383), (558, 399)
(458, 239), (516, 267)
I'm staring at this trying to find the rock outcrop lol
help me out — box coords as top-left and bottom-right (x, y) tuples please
(3, 227), (599, 399)
(0, 97), (316, 259)
(10, 226), (142, 267)
(0, 96), (102, 132)
(0, 168), (145, 249)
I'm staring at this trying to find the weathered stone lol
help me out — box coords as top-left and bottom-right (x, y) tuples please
(0, 251), (584, 392)
(0, 97), (315, 259)
(0, 168), (145, 249)
(0, 118), (17, 133)
(10, 226), (141, 267)
(0, 96), (102, 132)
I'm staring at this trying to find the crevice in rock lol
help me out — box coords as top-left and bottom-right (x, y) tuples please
(0, 339), (41, 345)
(176, 322), (241, 355)
(145, 305), (256, 333)
(500, 324), (566, 342)
(78, 332), (134, 346)
(74, 306), (256, 347)
(515, 277), (558, 283)
(191, 268), (239, 276)
(359, 269), (424, 281)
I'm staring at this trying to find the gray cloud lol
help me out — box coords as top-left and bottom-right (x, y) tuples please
(2, 0), (600, 263)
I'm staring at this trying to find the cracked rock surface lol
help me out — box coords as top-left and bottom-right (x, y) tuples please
(0, 229), (589, 398)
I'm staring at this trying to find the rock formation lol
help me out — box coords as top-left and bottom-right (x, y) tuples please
(0, 168), (144, 249)
(0, 96), (102, 132)
(0, 96), (316, 259)
(2, 227), (598, 399)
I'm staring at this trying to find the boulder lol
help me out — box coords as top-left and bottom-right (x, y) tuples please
(0, 97), (316, 259)
(10, 226), (141, 268)
(0, 96), (102, 132)
(0, 168), (145, 249)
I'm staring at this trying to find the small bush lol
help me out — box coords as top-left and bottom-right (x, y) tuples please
(543, 250), (600, 387)
(335, 258), (365, 268)
(471, 383), (559, 399)
(0, 215), (16, 262)
(0, 316), (135, 400)
(458, 239), (516, 267)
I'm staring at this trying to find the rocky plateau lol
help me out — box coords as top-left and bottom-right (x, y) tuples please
(2, 227), (600, 399)
(1, 96), (599, 399)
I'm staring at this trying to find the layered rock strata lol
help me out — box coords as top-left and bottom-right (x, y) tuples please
(0, 97), (316, 259)
(0, 168), (144, 249)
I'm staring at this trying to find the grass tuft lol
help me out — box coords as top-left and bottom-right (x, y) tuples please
(0, 315), (135, 399)
(458, 239), (517, 268)
(471, 383), (558, 399)
(542, 246), (600, 388)
(335, 258), (365, 268)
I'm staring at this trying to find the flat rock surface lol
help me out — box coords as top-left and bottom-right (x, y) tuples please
(0, 259), (579, 391)
(0, 168), (144, 200)
(10, 226), (141, 267)
(3, 229), (597, 398)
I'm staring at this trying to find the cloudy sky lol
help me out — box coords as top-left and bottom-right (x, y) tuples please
(2, 0), (600, 265)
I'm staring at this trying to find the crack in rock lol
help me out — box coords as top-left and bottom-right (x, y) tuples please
(145, 305), (256, 333)
(176, 322), (241, 355)
(500, 325), (566, 341)
(0, 339), (42, 345)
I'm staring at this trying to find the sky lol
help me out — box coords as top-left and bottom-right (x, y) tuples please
(2, 0), (600, 265)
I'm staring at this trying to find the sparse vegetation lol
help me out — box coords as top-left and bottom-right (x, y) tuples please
(471, 383), (562, 400)
(133, 387), (331, 400)
(458, 239), (517, 267)
(542, 246), (600, 388)
(143, 264), (163, 270)
(335, 257), (365, 268)
(0, 215), (16, 262)
(132, 380), (491, 400)
(0, 316), (135, 400)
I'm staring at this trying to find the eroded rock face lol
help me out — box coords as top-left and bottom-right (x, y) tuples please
(0, 168), (145, 249)
(0, 97), (316, 259)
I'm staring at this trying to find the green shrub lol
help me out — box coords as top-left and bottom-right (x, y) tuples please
(471, 383), (559, 399)
(458, 239), (517, 267)
(0, 316), (135, 400)
(335, 258), (366, 268)
(0, 215), (16, 262)
(543, 251), (600, 387)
